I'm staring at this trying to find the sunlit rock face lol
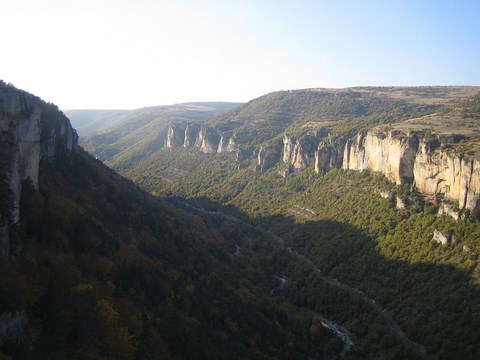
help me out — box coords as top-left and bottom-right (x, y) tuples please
(0, 82), (78, 255)
(413, 141), (480, 210)
(283, 135), (295, 163)
(283, 130), (330, 171)
(433, 229), (450, 245)
(342, 130), (419, 185)
(340, 127), (480, 210)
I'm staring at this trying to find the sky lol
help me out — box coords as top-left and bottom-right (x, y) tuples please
(1, 0), (479, 109)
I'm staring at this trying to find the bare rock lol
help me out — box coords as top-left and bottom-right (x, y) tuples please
(433, 229), (450, 245)
(438, 203), (460, 221)
(258, 140), (283, 172)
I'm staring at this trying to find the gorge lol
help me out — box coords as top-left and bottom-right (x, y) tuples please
(137, 95), (480, 212)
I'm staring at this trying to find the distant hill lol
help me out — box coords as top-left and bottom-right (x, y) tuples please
(64, 109), (132, 135)
(82, 86), (480, 173)
(66, 102), (240, 136)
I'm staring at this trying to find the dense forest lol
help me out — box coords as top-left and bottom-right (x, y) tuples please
(2, 147), (356, 359)
(2, 84), (480, 359)
(81, 87), (480, 359)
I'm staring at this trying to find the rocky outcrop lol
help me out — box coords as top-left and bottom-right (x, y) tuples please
(342, 130), (419, 185)
(284, 130), (330, 171)
(413, 141), (480, 211)
(377, 190), (393, 199)
(279, 165), (293, 177)
(283, 135), (295, 163)
(227, 136), (239, 153)
(197, 127), (221, 154)
(257, 140), (283, 172)
(0, 81), (78, 255)
(341, 128), (480, 211)
(163, 123), (242, 157)
(291, 137), (317, 170)
(315, 138), (346, 172)
(396, 196), (412, 210)
(166, 125), (185, 148)
(433, 229), (451, 245)
(217, 134), (230, 153)
(184, 124), (201, 147)
(438, 203), (460, 220)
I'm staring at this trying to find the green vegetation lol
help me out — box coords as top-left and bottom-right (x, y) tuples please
(124, 147), (480, 358)
(1, 150), (348, 359)
(5, 85), (480, 359)
(82, 87), (480, 177)
(68, 103), (239, 136)
(80, 102), (239, 170)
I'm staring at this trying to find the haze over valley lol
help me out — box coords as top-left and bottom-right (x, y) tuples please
(1, 0), (480, 359)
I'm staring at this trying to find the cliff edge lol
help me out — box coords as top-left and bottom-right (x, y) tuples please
(0, 81), (78, 255)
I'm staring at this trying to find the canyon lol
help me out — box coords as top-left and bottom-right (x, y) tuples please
(161, 116), (480, 212)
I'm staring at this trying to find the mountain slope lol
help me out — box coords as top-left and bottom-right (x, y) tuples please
(82, 86), (480, 359)
(83, 86), (479, 173)
(78, 102), (239, 171)
(66, 102), (238, 137)
(64, 109), (132, 136)
(0, 82), (348, 359)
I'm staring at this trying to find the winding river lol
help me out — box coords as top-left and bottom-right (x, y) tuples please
(175, 200), (430, 359)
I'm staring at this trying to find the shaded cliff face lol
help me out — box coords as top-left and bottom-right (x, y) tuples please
(281, 130), (330, 171)
(166, 125), (185, 148)
(315, 138), (346, 172)
(0, 82), (78, 254)
(184, 124), (201, 147)
(257, 140), (283, 172)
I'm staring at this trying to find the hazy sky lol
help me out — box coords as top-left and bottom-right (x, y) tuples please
(1, 0), (479, 109)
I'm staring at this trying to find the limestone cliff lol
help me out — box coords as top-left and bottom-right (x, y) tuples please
(196, 127), (221, 154)
(183, 124), (201, 148)
(217, 134), (231, 153)
(0, 82), (78, 255)
(257, 140), (283, 172)
(413, 140), (480, 210)
(342, 130), (419, 185)
(341, 127), (480, 210)
(283, 130), (329, 171)
(166, 125), (186, 148)
(283, 135), (295, 163)
(315, 138), (346, 172)
(162, 123), (241, 157)
(291, 137), (317, 170)
(227, 136), (239, 153)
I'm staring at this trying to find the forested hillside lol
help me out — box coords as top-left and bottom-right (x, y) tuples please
(80, 87), (480, 359)
(78, 102), (239, 171)
(4, 83), (480, 359)
(0, 83), (348, 359)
